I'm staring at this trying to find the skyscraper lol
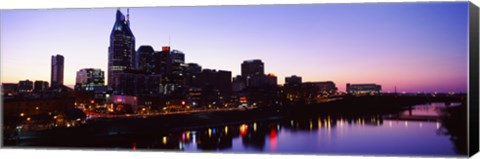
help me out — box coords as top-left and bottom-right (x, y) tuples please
(51, 54), (64, 87)
(108, 9), (136, 86)
(136, 45), (155, 73)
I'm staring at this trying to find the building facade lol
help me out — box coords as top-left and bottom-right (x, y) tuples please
(18, 80), (34, 93)
(136, 45), (155, 73)
(75, 68), (105, 91)
(51, 54), (64, 87)
(346, 83), (382, 94)
(241, 59), (264, 77)
(108, 9), (136, 86)
(285, 75), (302, 85)
(34, 80), (49, 93)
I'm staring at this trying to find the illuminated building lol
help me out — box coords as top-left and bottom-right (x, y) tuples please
(51, 54), (64, 87)
(346, 83), (382, 94)
(75, 68), (105, 91)
(187, 87), (202, 107)
(108, 9), (136, 86)
(111, 72), (162, 96)
(3, 97), (75, 118)
(154, 47), (187, 97)
(18, 80), (33, 93)
(304, 81), (337, 94)
(34, 80), (49, 93)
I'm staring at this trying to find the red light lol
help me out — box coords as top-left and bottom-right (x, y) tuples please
(269, 128), (277, 139)
(269, 128), (278, 150)
(240, 124), (248, 137)
(162, 46), (171, 52)
(90, 100), (94, 104)
(182, 133), (186, 142)
(132, 143), (136, 151)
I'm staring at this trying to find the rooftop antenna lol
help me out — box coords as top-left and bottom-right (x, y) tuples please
(169, 33), (171, 47)
(126, 8), (130, 26)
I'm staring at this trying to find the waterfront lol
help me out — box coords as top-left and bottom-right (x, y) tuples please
(4, 102), (466, 157)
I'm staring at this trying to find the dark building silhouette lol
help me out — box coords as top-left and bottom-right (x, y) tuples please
(232, 75), (246, 93)
(346, 83), (382, 95)
(136, 45), (155, 73)
(241, 59), (264, 77)
(111, 72), (161, 96)
(285, 75), (302, 85)
(185, 63), (202, 87)
(18, 80), (33, 93)
(1, 83), (18, 96)
(195, 69), (232, 107)
(154, 46), (187, 97)
(108, 9), (136, 86)
(34, 80), (49, 93)
(171, 50), (185, 75)
(51, 54), (64, 87)
(304, 81), (337, 94)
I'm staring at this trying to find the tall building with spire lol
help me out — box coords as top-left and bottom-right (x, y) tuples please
(108, 9), (136, 86)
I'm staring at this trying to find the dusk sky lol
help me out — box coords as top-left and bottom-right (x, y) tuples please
(0, 2), (469, 93)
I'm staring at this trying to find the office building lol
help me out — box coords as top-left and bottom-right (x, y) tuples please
(75, 68), (105, 91)
(34, 80), (49, 93)
(18, 80), (34, 93)
(241, 59), (264, 77)
(51, 54), (64, 87)
(136, 45), (155, 73)
(285, 75), (302, 85)
(1, 83), (18, 96)
(346, 83), (382, 94)
(304, 81), (338, 94)
(108, 9), (136, 86)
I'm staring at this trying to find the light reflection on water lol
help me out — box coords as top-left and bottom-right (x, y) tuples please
(150, 115), (457, 156)
(136, 103), (464, 156)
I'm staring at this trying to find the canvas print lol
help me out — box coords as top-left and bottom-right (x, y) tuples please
(0, 2), (475, 157)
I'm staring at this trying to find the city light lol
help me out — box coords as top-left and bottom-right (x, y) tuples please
(240, 124), (248, 137)
(163, 136), (168, 144)
(20, 113), (24, 117)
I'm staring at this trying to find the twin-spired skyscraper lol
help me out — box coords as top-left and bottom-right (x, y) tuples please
(107, 9), (136, 86)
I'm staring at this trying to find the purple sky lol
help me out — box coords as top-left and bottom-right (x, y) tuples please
(0, 2), (469, 93)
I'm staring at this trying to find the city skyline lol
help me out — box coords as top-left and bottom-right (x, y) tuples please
(0, 2), (469, 93)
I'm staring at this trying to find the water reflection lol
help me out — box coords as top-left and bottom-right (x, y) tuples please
(124, 108), (462, 156)
(7, 102), (465, 156)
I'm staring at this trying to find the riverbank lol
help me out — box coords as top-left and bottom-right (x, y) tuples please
(3, 95), (465, 148)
